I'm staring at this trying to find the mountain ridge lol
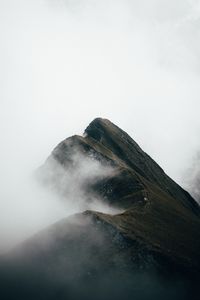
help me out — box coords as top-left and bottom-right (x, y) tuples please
(1, 117), (200, 300)
(37, 117), (200, 273)
(48, 117), (199, 214)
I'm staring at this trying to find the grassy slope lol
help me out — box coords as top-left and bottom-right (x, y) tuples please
(45, 118), (200, 275)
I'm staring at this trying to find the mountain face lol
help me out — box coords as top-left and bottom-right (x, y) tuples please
(1, 118), (200, 300)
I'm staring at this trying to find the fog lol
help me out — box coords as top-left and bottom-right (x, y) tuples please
(0, 0), (200, 251)
(184, 152), (200, 202)
(0, 142), (120, 252)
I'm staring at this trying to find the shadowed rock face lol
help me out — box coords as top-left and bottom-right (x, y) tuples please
(1, 118), (200, 300)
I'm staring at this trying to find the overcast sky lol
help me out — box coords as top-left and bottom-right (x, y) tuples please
(1, 0), (200, 251)
(0, 0), (200, 186)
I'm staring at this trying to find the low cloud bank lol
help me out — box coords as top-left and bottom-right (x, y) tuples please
(0, 142), (119, 253)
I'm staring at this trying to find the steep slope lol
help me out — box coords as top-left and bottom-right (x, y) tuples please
(84, 118), (199, 214)
(42, 118), (199, 213)
(38, 117), (200, 272)
(1, 118), (200, 300)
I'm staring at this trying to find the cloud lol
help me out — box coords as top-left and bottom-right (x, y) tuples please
(0, 0), (199, 250)
(0, 0), (199, 184)
(184, 152), (200, 203)
(0, 134), (119, 253)
(39, 147), (121, 214)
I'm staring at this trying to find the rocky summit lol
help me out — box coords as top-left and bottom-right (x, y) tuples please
(1, 118), (200, 300)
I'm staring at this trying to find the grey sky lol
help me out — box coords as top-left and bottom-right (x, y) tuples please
(0, 0), (200, 252)
(0, 0), (200, 198)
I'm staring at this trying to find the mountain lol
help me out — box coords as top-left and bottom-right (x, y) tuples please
(1, 118), (200, 300)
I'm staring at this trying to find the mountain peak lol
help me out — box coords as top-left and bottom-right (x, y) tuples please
(85, 117), (143, 155)
(2, 118), (200, 299)
(84, 117), (114, 141)
(87, 117), (111, 126)
(41, 117), (199, 216)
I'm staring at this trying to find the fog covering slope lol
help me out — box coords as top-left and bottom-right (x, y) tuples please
(0, 118), (200, 300)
